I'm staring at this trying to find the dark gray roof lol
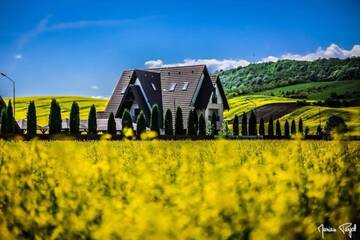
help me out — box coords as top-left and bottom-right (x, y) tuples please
(210, 75), (230, 110)
(118, 85), (151, 118)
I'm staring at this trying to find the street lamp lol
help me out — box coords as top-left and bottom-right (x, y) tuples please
(0, 72), (16, 119)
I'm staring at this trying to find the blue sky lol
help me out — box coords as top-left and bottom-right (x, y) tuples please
(0, 0), (359, 97)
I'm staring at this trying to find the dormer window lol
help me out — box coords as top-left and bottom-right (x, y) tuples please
(151, 83), (156, 90)
(169, 83), (177, 92)
(182, 82), (189, 91)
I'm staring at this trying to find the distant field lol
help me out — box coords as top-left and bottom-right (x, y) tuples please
(5, 96), (108, 126)
(255, 80), (360, 100)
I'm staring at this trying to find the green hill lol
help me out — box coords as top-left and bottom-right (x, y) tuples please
(218, 57), (360, 99)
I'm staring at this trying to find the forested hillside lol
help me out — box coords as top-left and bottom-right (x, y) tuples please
(218, 57), (360, 97)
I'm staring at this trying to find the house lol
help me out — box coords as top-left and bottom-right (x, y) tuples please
(97, 65), (229, 131)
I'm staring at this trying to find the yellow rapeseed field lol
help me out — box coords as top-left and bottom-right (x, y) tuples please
(0, 140), (359, 239)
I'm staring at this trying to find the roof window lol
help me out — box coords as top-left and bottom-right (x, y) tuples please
(179, 71), (181, 75)
(169, 83), (177, 92)
(182, 82), (189, 91)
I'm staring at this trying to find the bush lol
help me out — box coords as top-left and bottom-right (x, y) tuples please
(268, 116), (274, 136)
(122, 109), (133, 131)
(70, 101), (80, 135)
(233, 114), (239, 136)
(187, 110), (196, 136)
(107, 112), (117, 135)
(150, 105), (160, 135)
(198, 113), (206, 136)
(88, 105), (97, 134)
(193, 111), (198, 135)
(175, 107), (184, 135)
(136, 111), (147, 138)
(259, 117), (265, 136)
(49, 99), (62, 135)
(27, 101), (37, 135)
(164, 109), (173, 136)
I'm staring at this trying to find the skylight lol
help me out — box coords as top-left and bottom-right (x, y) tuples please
(151, 83), (157, 90)
(169, 83), (177, 91)
(182, 82), (189, 91)
(121, 87), (126, 94)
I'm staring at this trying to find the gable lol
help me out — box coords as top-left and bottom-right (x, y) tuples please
(210, 75), (230, 110)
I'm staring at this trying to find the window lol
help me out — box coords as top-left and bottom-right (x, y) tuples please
(182, 82), (189, 91)
(151, 83), (156, 90)
(211, 88), (217, 103)
(169, 83), (177, 91)
(121, 87), (127, 94)
(178, 71), (181, 75)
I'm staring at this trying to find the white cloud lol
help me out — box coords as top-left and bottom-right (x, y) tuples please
(259, 43), (360, 63)
(145, 58), (250, 72)
(14, 54), (23, 60)
(91, 96), (109, 99)
(91, 85), (99, 90)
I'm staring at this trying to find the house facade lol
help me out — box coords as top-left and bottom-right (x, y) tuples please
(97, 65), (229, 131)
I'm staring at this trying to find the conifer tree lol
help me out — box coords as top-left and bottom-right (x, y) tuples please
(291, 119), (296, 135)
(276, 120), (282, 137)
(49, 99), (62, 135)
(211, 112), (217, 136)
(298, 118), (304, 135)
(69, 101), (80, 135)
(241, 112), (247, 136)
(107, 112), (117, 135)
(268, 116), (274, 137)
(233, 114), (239, 136)
(164, 109), (173, 136)
(193, 110), (198, 135)
(136, 111), (146, 138)
(198, 113), (206, 136)
(259, 117), (265, 136)
(248, 110), (257, 136)
(284, 120), (290, 138)
(150, 104), (160, 135)
(88, 104), (97, 134)
(122, 109), (133, 131)
(0, 109), (7, 134)
(27, 101), (37, 135)
(6, 100), (14, 133)
(187, 110), (196, 136)
(175, 106), (184, 135)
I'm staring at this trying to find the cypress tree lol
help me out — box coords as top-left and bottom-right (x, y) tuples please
(187, 110), (196, 136)
(233, 114), (239, 136)
(291, 119), (296, 135)
(164, 109), (173, 136)
(150, 104), (160, 135)
(88, 104), (97, 134)
(122, 109), (133, 131)
(241, 112), (248, 136)
(284, 120), (290, 138)
(49, 99), (62, 135)
(198, 113), (206, 136)
(211, 111), (217, 136)
(107, 112), (117, 135)
(276, 120), (281, 137)
(136, 111), (146, 138)
(248, 111), (257, 136)
(316, 125), (322, 136)
(175, 106), (184, 135)
(298, 118), (303, 135)
(193, 110), (198, 135)
(268, 116), (274, 137)
(259, 117), (265, 136)
(27, 101), (37, 135)
(69, 101), (80, 135)
(1, 109), (7, 134)
(6, 100), (14, 133)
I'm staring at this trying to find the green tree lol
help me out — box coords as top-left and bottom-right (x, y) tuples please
(276, 120), (281, 137)
(69, 101), (80, 135)
(284, 120), (290, 138)
(0, 109), (7, 134)
(298, 118), (303, 135)
(324, 115), (348, 134)
(291, 119), (296, 135)
(88, 104), (97, 134)
(187, 110), (196, 136)
(175, 106), (184, 135)
(193, 110), (198, 135)
(107, 112), (117, 135)
(259, 117), (265, 136)
(317, 125), (323, 136)
(136, 111), (147, 138)
(248, 111), (257, 136)
(150, 104), (160, 135)
(122, 109), (133, 131)
(241, 112), (247, 136)
(233, 114), (239, 136)
(27, 101), (37, 135)
(164, 109), (173, 136)
(6, 100), (15, 133)
(211, 112), (217, 136)
(49, 99), (62, 135)
(268, 116), (274, 136)
(198, 113), (206, 136)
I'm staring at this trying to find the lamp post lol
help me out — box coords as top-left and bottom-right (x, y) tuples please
(0, 72), (16, 119)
